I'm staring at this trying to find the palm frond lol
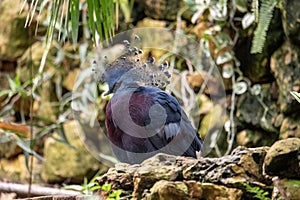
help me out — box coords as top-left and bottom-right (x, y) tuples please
(21, 0), (116, 47)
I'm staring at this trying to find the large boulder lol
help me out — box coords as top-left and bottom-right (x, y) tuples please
(263, 138), (300, 179)
(97, 146), (270, 199)
(270, 41), (300, 114)
(41, 120), (107, 183)
(0, 0), (35, 61)
(144, 180), (243, 200)
(281, 0), (300, 45)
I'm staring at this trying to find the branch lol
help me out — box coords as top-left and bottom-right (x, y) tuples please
(0, 181), (81, 197)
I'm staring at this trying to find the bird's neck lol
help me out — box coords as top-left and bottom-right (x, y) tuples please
(114, 81), (140, 96)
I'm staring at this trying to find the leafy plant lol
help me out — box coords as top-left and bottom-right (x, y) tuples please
(101, 184), (122, 200)
(185, 0), (282, 54)
(241, 182), (271, 200)
(64, 171), (122, 199)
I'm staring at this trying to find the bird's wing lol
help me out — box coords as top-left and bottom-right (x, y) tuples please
(148, 89), (203, 157)
(112, 85), (202, 157)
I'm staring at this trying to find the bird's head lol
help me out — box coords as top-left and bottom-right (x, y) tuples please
(100, 59), (136, 95)
(97, 39), (172, 96)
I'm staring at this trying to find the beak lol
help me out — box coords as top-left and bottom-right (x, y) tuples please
(103, 89), (112, 96)
(102, 84), (114, 96)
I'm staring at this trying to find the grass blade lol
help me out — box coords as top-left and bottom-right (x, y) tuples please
(70, 0), (80, 47)
(87, 0), (97, 43)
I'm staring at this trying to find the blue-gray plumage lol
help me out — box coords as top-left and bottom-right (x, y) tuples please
(100, 50), (203, 164)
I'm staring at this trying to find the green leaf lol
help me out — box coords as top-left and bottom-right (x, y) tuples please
(87, 0), (96, 42)
(0, 90), (11, 98)
(290, 91), (300, 103)
(0, 105), (14, 116)
(89, 185), (101, 191)
(101, 183), (112, 192)
(8, 76), (18, 91)
(71, 0), (80, 47)
(235, 0), (248, 12)
(93, 0), (103, 42)
(45, 0), (61, 47)
(15, 137), (44, 161)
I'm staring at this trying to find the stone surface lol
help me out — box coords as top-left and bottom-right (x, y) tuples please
(198, 182), (243, 200)
(279, 113), (300, 139)
(0, 155), (43, 183)
(236, 129), (277, 148)
(133, 154), (181, 198)
(0, 130), (20, 159)
(264, 138), (300, 178)
(272, 178), (300, 200)
(0, 0), (35, 61)
(63, 68), (80, 91)
(97, 147), (270, 199)
(234, 9), (284, 83)
(144, 180), (243, 200)
(144, 180), (190, 200)
(16, 42), (50, 82)
(281, 0), (300, 45)
(186, 71), (224, 97)
(236, 84), (279, 133)
(270, 41), (300, 114)
(136, 0), (184, 20)
(41, 120), (107, 183)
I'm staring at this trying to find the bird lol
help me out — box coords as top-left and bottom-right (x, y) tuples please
(97, 39), (203, 164)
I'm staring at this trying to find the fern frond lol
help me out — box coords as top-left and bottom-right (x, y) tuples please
(251, 0), (259, 22)
(250, 0), (277, 54)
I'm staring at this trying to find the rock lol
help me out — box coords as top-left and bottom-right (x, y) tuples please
(236, 129), (277, 147)
(136, 0), (184, 21)
(0, 155), (43, 183)
(35, 79), (57, 122)
(279, 113), (300, 139)
(199, 182), (243, 200)
(16, 42), (50, 82)
(145, 180), (190, 200)
(133, 154), (180, 198)
(63, 68), (80, 91)
(236, 84), (279, 133)
(41, 120), (107, 183)
(0, 0), (35, 61)
(263, 138), (300, 178)
(97, 162), (139, 198)
(237, 92), (262, 126)
(182, 146), (269, 185)
(198, 104), (225, 156)
(270, 41), (300, 114)
(234, 9), (284, 83)
(145, 180), (243, 200)
(136, 17), (168, 29)
(97, 147), (270, 199)
(281, 0), (300, 45)
(272, 177), (300, 200)
(186, 71), (224, 97)
(0, 130), (21, 159)
(184, 180), (202, 199)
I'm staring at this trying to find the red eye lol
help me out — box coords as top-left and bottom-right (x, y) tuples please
(114, 83), (120, 91)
